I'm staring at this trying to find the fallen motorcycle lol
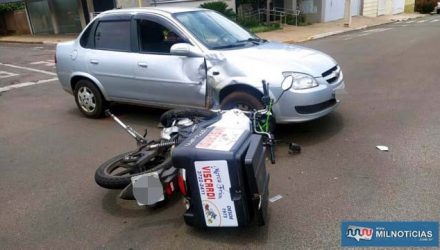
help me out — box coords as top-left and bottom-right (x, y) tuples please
(95, 108), (216, 202)
(95, 78), (299, 228)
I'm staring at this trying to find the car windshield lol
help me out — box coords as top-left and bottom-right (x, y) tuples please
(174, 10), (265, 50)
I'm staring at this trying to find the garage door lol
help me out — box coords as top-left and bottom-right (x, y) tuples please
(378, 0), (386, 15)
(351, 0), (362, 16)
(392, 0), (405, 14)
(324, 0), (345, 22)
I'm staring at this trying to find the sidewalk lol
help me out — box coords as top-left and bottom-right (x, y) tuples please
(258, 13), (426, 43)
(0, 13), (426, 45)
(0, 34), (77, 44)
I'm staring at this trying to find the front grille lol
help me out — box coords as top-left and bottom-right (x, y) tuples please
(322, 65), (341, 84)
(295, 99), (337, 114)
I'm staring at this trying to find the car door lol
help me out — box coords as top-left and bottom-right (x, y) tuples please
(131, 15), (206, 108)
(86, 15), (138, 99)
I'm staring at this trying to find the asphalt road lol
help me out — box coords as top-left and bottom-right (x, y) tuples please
(1, 16), (440, 249)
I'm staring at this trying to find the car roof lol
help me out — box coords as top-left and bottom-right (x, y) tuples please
(99, 7), (205, 17)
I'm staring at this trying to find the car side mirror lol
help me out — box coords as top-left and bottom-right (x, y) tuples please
(170, 43), (203, 57)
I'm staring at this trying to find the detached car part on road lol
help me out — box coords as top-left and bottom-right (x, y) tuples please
(56, 7), (345, 123)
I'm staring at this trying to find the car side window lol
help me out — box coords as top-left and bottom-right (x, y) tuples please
(94, 20), (131, 51)
(137, 19), (185, 54)
(80, 23), (93, 48)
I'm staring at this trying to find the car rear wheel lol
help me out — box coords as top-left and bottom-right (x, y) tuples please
(74, 79), (107, 118)
(220, 91), (264, 111)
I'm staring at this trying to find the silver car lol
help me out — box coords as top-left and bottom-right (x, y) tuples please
(56, 7), (345, 123)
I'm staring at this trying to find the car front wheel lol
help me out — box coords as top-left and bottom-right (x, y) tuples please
(74, 79), (107, 118)
(220, 91), (264, 111)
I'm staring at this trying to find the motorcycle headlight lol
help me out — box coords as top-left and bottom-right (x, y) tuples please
(282, 72), (318, 90)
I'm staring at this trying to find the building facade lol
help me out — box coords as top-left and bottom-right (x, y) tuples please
(285, 0), (414, 23)
(20, 0), (416, 34)
(24, 0), (116, 34)
(363, 0), (408, 17)
(25, 0), (85, 34)
(116, 0), (236, 11)
(283, 0), (362, 23)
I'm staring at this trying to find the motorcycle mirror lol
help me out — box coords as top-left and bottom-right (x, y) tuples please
(261, 80), (270, 105)
(281, 75), (294, 91)
(274, 75), (294, 104)
(262, 80), (269, 96)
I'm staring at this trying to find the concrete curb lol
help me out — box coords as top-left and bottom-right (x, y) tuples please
(390, 14), (428, 22)
(0, 40), (44, 44)
(308, 25), (368, 40)
(42, 41), (64, 45)
(285, 14), (426, 44)
(303, 22), (395, 42)
(0, 40), (67, 45)
(0, 38), (75, 45)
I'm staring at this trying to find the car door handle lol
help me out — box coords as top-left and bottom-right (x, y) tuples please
(138, 62), (148, 68)
(90, 59), (99, 65)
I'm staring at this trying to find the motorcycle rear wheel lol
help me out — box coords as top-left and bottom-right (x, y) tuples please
(95, 151), (172, 189)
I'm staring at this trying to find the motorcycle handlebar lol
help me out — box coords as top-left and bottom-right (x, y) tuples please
(262, 80), (269, 97)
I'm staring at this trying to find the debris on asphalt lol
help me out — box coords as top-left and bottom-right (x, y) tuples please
(269, 195), (283, 203)
(376, 145), (389, 151)
(288, 142), (301, 154)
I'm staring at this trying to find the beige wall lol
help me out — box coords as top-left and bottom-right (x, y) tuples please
(385, 0), (393, 14)
(117, 0), (143, 8)
(363, 0), (378, 17)
(404, 0), (415, 12)
(363, 0), (411, 17)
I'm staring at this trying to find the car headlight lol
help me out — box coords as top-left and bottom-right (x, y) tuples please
(282, 72), (318, 90)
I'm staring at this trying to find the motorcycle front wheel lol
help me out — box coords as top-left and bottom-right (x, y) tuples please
(95, 150), (172, 189)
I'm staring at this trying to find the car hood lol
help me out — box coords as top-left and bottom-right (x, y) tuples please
(216, 42), (337, 79)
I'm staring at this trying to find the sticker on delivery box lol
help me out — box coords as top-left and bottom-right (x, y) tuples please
(196, 127), (243, 151)
(194, 160), (238, 227)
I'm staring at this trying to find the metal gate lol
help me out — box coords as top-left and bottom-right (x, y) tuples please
(324, 0), (345, 22)
(392, 0), (405, 14)
(351, 0), (362, 16)
(378, 0), (386, 15)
